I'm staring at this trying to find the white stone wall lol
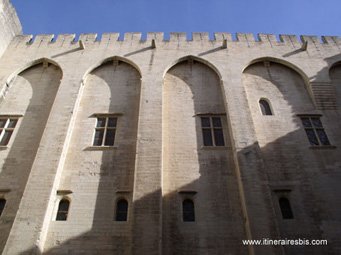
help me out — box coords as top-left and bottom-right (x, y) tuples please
(243, 61), (339, 255)
(0, 63), (61, 251)
(43, 60), (141, 254)
(0, 0), (21, 59)
(163, 60), (246, 254)
(0, 32), (339, 254)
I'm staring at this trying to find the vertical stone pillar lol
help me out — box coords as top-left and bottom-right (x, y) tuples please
(222, 70), (283, 255)
(3, 75), (82, 254)
(132, 76), (162, 255)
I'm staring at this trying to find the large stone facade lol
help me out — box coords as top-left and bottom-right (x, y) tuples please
(0, 0), (340, 254)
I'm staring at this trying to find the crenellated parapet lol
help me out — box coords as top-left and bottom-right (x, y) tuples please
(2, 31), (340, 113)
(10, 32), (341, 49)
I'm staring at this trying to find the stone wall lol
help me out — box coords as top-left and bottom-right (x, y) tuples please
(0, 30), (340, 255)
(0, 0), (21, 59)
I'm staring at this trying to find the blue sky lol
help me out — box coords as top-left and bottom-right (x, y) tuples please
(11, 0), (341, 39)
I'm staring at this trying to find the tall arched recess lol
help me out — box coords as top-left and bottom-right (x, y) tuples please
(329, 62), (341, 109)
(0, 60), (62, 252)
(162, 57), (246, 255)
(243, 59), (315, 147)
(43, 57), (141, 254)
(242, 59), (324, 254)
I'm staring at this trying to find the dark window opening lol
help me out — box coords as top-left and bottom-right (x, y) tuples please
(300, 116), (330, 146)
(116, 199), (128, 221)
(56, 199), (70, 221)
(279, 197), (294, 219)
(259, 99), (272, 115)
(0, 198), (6, 217)
(183, 199), (195, 222)
(201, 116), (225, 146)
(93, 116), (117, 146)
(0, 117), (19, 146)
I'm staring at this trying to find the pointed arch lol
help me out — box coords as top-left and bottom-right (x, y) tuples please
(82, 56), (142, 83)
(0, 57), (63, 246)
(163, 55), (223, 81)
(243, 57), (310, 86)
(44, 53), (142, 246)
(243, 55), (318, 149)
(5, 58), (63, 85)
(328, 60), (341, 83)
(329, 61), (341, 108)
(244, 57), (315, 105)
(328, 60), (341, 73)
(162, 54), (236, 252)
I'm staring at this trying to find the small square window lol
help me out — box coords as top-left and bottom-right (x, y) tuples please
(200, 116), (225, 146)
(300, 116), (330, 146)
(0, 117), (19, 146)
(93, 116), (117, 146)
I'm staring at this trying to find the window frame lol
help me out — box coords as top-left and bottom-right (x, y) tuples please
(259, 98), (273, 116)
(273, 190), (294, 220)
(0, 116), (20, 146)
(182, 198), (195, 222)
(115, 198), (129, 222)
(278, 197), (294, 220)
(200, 115), (226, 147)
(0, 198), (6, 217)
(55, 198), (71, 221)
(92, 114), (119, 147)
(178, 191), (197, 223)
(298, 115), (331, 147)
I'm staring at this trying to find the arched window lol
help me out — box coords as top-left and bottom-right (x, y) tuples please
(56, 199), (70, 221)
(182, 199), (195, 222)
(0, 198), (6, 217)
(259, 99), (273, 115)
(279, 197), (294, 219)
(115, 199), (128, 221)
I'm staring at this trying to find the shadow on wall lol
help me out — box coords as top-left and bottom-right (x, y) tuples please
(20, 139), (340, 254)
(42, 59), (141, 254)
(242, 59), (341, 255)
(162, 58), (247, 255)
(327, 54), (341, 109)
(243, 60), (316, 182)
(0, 62), (61, 252)
(8, 55), (341, 255)
(87, 60), (140, 254)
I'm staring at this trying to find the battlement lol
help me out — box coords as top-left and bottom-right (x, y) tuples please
(12, 32), (341, 48)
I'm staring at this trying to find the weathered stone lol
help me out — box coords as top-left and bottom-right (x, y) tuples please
(0, 1), (340, 255)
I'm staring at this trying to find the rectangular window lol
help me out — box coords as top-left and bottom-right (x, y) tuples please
(93, 116), (117, 146)
(300, 116), (330, 146)
(182, 199), (195, 222)
(201, 116), (225, 146)
(0, 117), (19, 146)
